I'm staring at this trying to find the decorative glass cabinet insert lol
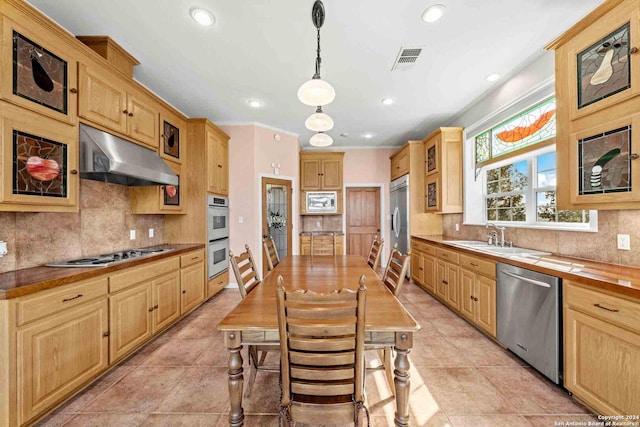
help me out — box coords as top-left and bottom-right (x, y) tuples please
(13, 130), (67, 197)
(578, 126), (632, 195)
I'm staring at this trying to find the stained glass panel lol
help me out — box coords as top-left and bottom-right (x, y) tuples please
(578, 126), (631, 195)
(491, 97), (556, 158)
(163, 174), (180, 206)
(475, 131), (490, 163)
(427, 182), (437, 208)
(427, 145), (437, 173)
(577, 23), (630, 109)
(13, 130), (67, 197)
(163, 120), (180, 159)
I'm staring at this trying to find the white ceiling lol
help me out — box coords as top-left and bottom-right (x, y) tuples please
(28, 0), (602, 148)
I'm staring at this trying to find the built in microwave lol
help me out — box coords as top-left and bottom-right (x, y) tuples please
(306, 191), (337, 213)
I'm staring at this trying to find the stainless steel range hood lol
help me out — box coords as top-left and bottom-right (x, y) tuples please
(79, 124), (179, 186)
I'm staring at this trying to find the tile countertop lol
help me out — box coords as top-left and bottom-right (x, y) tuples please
(0, 244), (205, 300)
(300, 231), (345, 235)
(413, 235), (640, 300)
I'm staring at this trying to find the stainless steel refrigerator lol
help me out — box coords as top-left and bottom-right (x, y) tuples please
(390, 175), (409, 257)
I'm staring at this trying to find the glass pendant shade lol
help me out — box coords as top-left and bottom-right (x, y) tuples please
(309, 132), (333, 147)
(305, 110), (334, 132)
(297, 78), (336, 106)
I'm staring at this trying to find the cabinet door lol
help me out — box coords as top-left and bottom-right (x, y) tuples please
(425, 136), (440, 176)
(17, 299), (108, 425)
(109, 282), (153, 362)
(215, 138), (229, 196)
(321, 159), (342, 190)
(181, 262), (205, 314)
(425, 175), (441, 212)
(396, 148), (410, 177)
(422, 254), (436, 292)
(301, 159), (322, 190)
(565, 308), (640, 415)
(0, 103), (79, 210)
(475, 275), (497, 337)
(78, 63), (127, 134)
(159, 109), (186, 164)
(445, 263), (460, 311)
(459, 269), (475, 321)
(390, 157), (399, 181)
(161, 161), (184, 212)
(435, 260), (447, 300)
(152, 271), (181, 332)
(410, 251), (423, 285)
(127, 91), (158, 148)
(0, 17), (78, 125)
(206, 130), (223, 194)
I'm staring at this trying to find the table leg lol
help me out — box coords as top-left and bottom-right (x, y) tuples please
(226, 331), (244, 427)
(393, 332), (413, 427)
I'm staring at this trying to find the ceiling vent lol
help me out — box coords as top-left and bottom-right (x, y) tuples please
(391, 47), (423, 71)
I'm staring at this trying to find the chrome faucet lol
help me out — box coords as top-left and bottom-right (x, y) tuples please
(486, 223), (507, 247)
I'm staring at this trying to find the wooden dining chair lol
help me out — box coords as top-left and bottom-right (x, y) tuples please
(366, 235), (384, 271)
(229, 245), (279, 396)
(263, 235), (280, 271)
(310, 232), (336, 256)
(368, 244), (410, 395)
(276, 275), (369, 426)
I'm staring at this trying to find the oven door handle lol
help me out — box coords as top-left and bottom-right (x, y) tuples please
(502, 271), (551, 288)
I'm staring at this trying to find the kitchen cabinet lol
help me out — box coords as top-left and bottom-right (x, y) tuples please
(78, 62), (159, 149)
(130, 160), (185, 214)
(0, 102), (79, 212)
(109, 281), (153, 362)
(151, 271), (181, 332)
(390, 144), (409, 180)
(300, 234), (345, 255)
(435, 251), (460, 311)
(424, 127), (463, 213)
(564, 281), (640, 415)
(300, 152), (344, 191)
(206, 125), (229, 196)
(410, 239), (436, 293)
(159, 107), (186, 164)
(458, 253), (497, 337)
(181, 262), (205, 314)
(0, 17), (78, 125)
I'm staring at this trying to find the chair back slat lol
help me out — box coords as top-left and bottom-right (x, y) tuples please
(292, 382), (355, 397)
(263, 236), (280, 271)
(291, 366), (354, 381)
(288, 336), (355, 352)
(229, 245), (261, 299)
(381, 244), (410, 297)
(290, 351), (355, 366)
(287, 321), (356, 337)
(367, 236), (384, 270)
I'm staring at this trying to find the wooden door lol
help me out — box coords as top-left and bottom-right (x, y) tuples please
(17, 299), (108, 424)
(301, 159), (322, 190)
(159, 109), (186, 164)
(435, 260), (447, 300)
(445, 263), (460, 311)
(410, 251), (423, 284)
(476, 275), (497, 337)
(346, 187), (381, 259)
(109, 282), (152, 362)
(78, 63), (127, 134)
(422, 254), (436, 292)
(216, 138), (229, 196)
(565, 308), (640, 415)
(181, 262), (205, 314)
(322, 159), (342, 189)
(262, 177), (293, 276)
(127, 91), (158, 148)
(459, 268), (475, 321)
(152, 271), (181, 332)
(206, 130), (220, 194)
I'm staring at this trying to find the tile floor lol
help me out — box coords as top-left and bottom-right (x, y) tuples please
(38, 281), (595, 427)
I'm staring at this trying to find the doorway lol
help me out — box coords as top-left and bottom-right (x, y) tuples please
(346, 187), (381, 259)
(261, 177), (293, 276)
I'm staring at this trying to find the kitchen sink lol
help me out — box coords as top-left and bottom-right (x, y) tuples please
(443, 240), (489, 246)
(444, 240), (551, 257)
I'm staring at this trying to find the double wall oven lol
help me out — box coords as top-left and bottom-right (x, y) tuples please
(207, 195), (229, 279)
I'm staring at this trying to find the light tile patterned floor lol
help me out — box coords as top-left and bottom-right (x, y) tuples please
(38, 281), (594, 427)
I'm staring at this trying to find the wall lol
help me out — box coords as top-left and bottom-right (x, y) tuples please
(442, 51), (640, 268)
(0, 180), (164, 273)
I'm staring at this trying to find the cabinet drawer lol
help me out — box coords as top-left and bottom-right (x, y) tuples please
(110, 257), (180, 293)
(422, 243), (436, 256)
(459, 254), (495, 279)
(17, 277), (108, 326)
(208, 270), (228, 298)
(181, 250), (205, 268)
(565, 282), (640, 335)
(410, 240), (422, 253)
(436, 248), (459, 264)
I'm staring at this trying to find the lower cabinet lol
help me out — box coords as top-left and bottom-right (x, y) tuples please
(152, 271), (181, 332)
(300, 234), (345, 255)
(181, 262), (205, 314)
(17, 299), (109, 425)
(422, 254), (436, 292)
(436, 259), (460, 311)
(109, 282), (153, 362)
(459, 268), (497, 337)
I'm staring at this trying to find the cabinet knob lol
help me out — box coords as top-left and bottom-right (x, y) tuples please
(594, 303), (619, 312)
(474, 296), (478, 302)
(148, 307), (154, 312)
(69, 88), (78, 94)
(182, 290), (187, 294)
(103, 331), (110, 337)
(218, 164), (222, 168)
(630, 153), (639, 160)
(442, 280), (448, 285)
(70, 170), (78, 175)
(123, 109), (128, 114)
(470, 262), (478, 267)
(154, 304), (159, 310)
(128, 112), (134, 117)
(630, 47), (638, 55)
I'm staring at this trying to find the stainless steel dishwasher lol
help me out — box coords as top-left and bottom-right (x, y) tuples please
(497, 262), (562, 384)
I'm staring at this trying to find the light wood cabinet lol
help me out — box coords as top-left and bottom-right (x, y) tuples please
(424, 127), (463, 213)
(300, 234), (345, 255)
(17, 299), (108, 425)
(300, 152), (344, 191)
(564, 281), (640, 415)
(109, 281), (153, 362)
(159, 107), (186, 164)
(181, 262), (205, 314)
(130, 160), (185, 214)
(126, 89), (158, 147)
(0, 102), (79, 212)
(460, 268), (497, 337)
(435, 259), (459, 311)
(410, 239), (436, 293)
(206, 126), (229, 196)
(390, 145), (410, 180)
(152, 271), (181, 333)
(422, 254), (436, 292)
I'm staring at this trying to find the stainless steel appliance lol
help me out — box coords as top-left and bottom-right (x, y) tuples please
(306, 191), (337, 214)
(390, 175), (409, 256)
(207, 195), (229, 279)
(46, 248), (175, 267)
(497, 262), (562, 384)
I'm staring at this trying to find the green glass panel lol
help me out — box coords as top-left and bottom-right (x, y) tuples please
(475, 131), (491, 163)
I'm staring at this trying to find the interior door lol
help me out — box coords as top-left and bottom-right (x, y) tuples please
(346, 187), (381, 259)
(261, 177), (293, 276)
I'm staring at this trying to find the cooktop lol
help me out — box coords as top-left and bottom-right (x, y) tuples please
(46, 248), (175, 268)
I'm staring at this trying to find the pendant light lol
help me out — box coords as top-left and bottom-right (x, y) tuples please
(305, 106), (334, 132)
(309, 132), (333, 147)
(297, 0), (335, 106)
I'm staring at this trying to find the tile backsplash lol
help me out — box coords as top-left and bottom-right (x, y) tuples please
(0, 180), (164, 273)
(301, 215), (343, 232)
(442, 211), (640, 267)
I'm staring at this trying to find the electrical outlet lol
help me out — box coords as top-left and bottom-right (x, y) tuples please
(316, 221), (321, 227)
(455, 223), (460, 232)
(130, 230), (136, 240)
(148, 228), (154, 238)
(617, 234), (630, 250)
(238, 216), (244, 224)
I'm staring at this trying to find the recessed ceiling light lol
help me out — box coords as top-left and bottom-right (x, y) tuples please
(190, 8), (215, 26)
(422, 4), (446, 23)
(247, 99), (263, 108)
(381, 97), (395, 105)
(485, 73), (501, 82)
(363, 133), (374, 139)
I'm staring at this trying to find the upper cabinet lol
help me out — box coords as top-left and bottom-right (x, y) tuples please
(207, 125), (229, 196)
(130, 160), (185, 214)
(300, 152), (344, 191)
(424, 127), (464, 214)
(159, 107), (186, 164)
(0, 17), (78, 125)
(548, 0), (640, 210)
(390, 145), (410, 181)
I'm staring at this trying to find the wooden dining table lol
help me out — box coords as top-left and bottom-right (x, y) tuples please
(218, 255), (420, 426)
